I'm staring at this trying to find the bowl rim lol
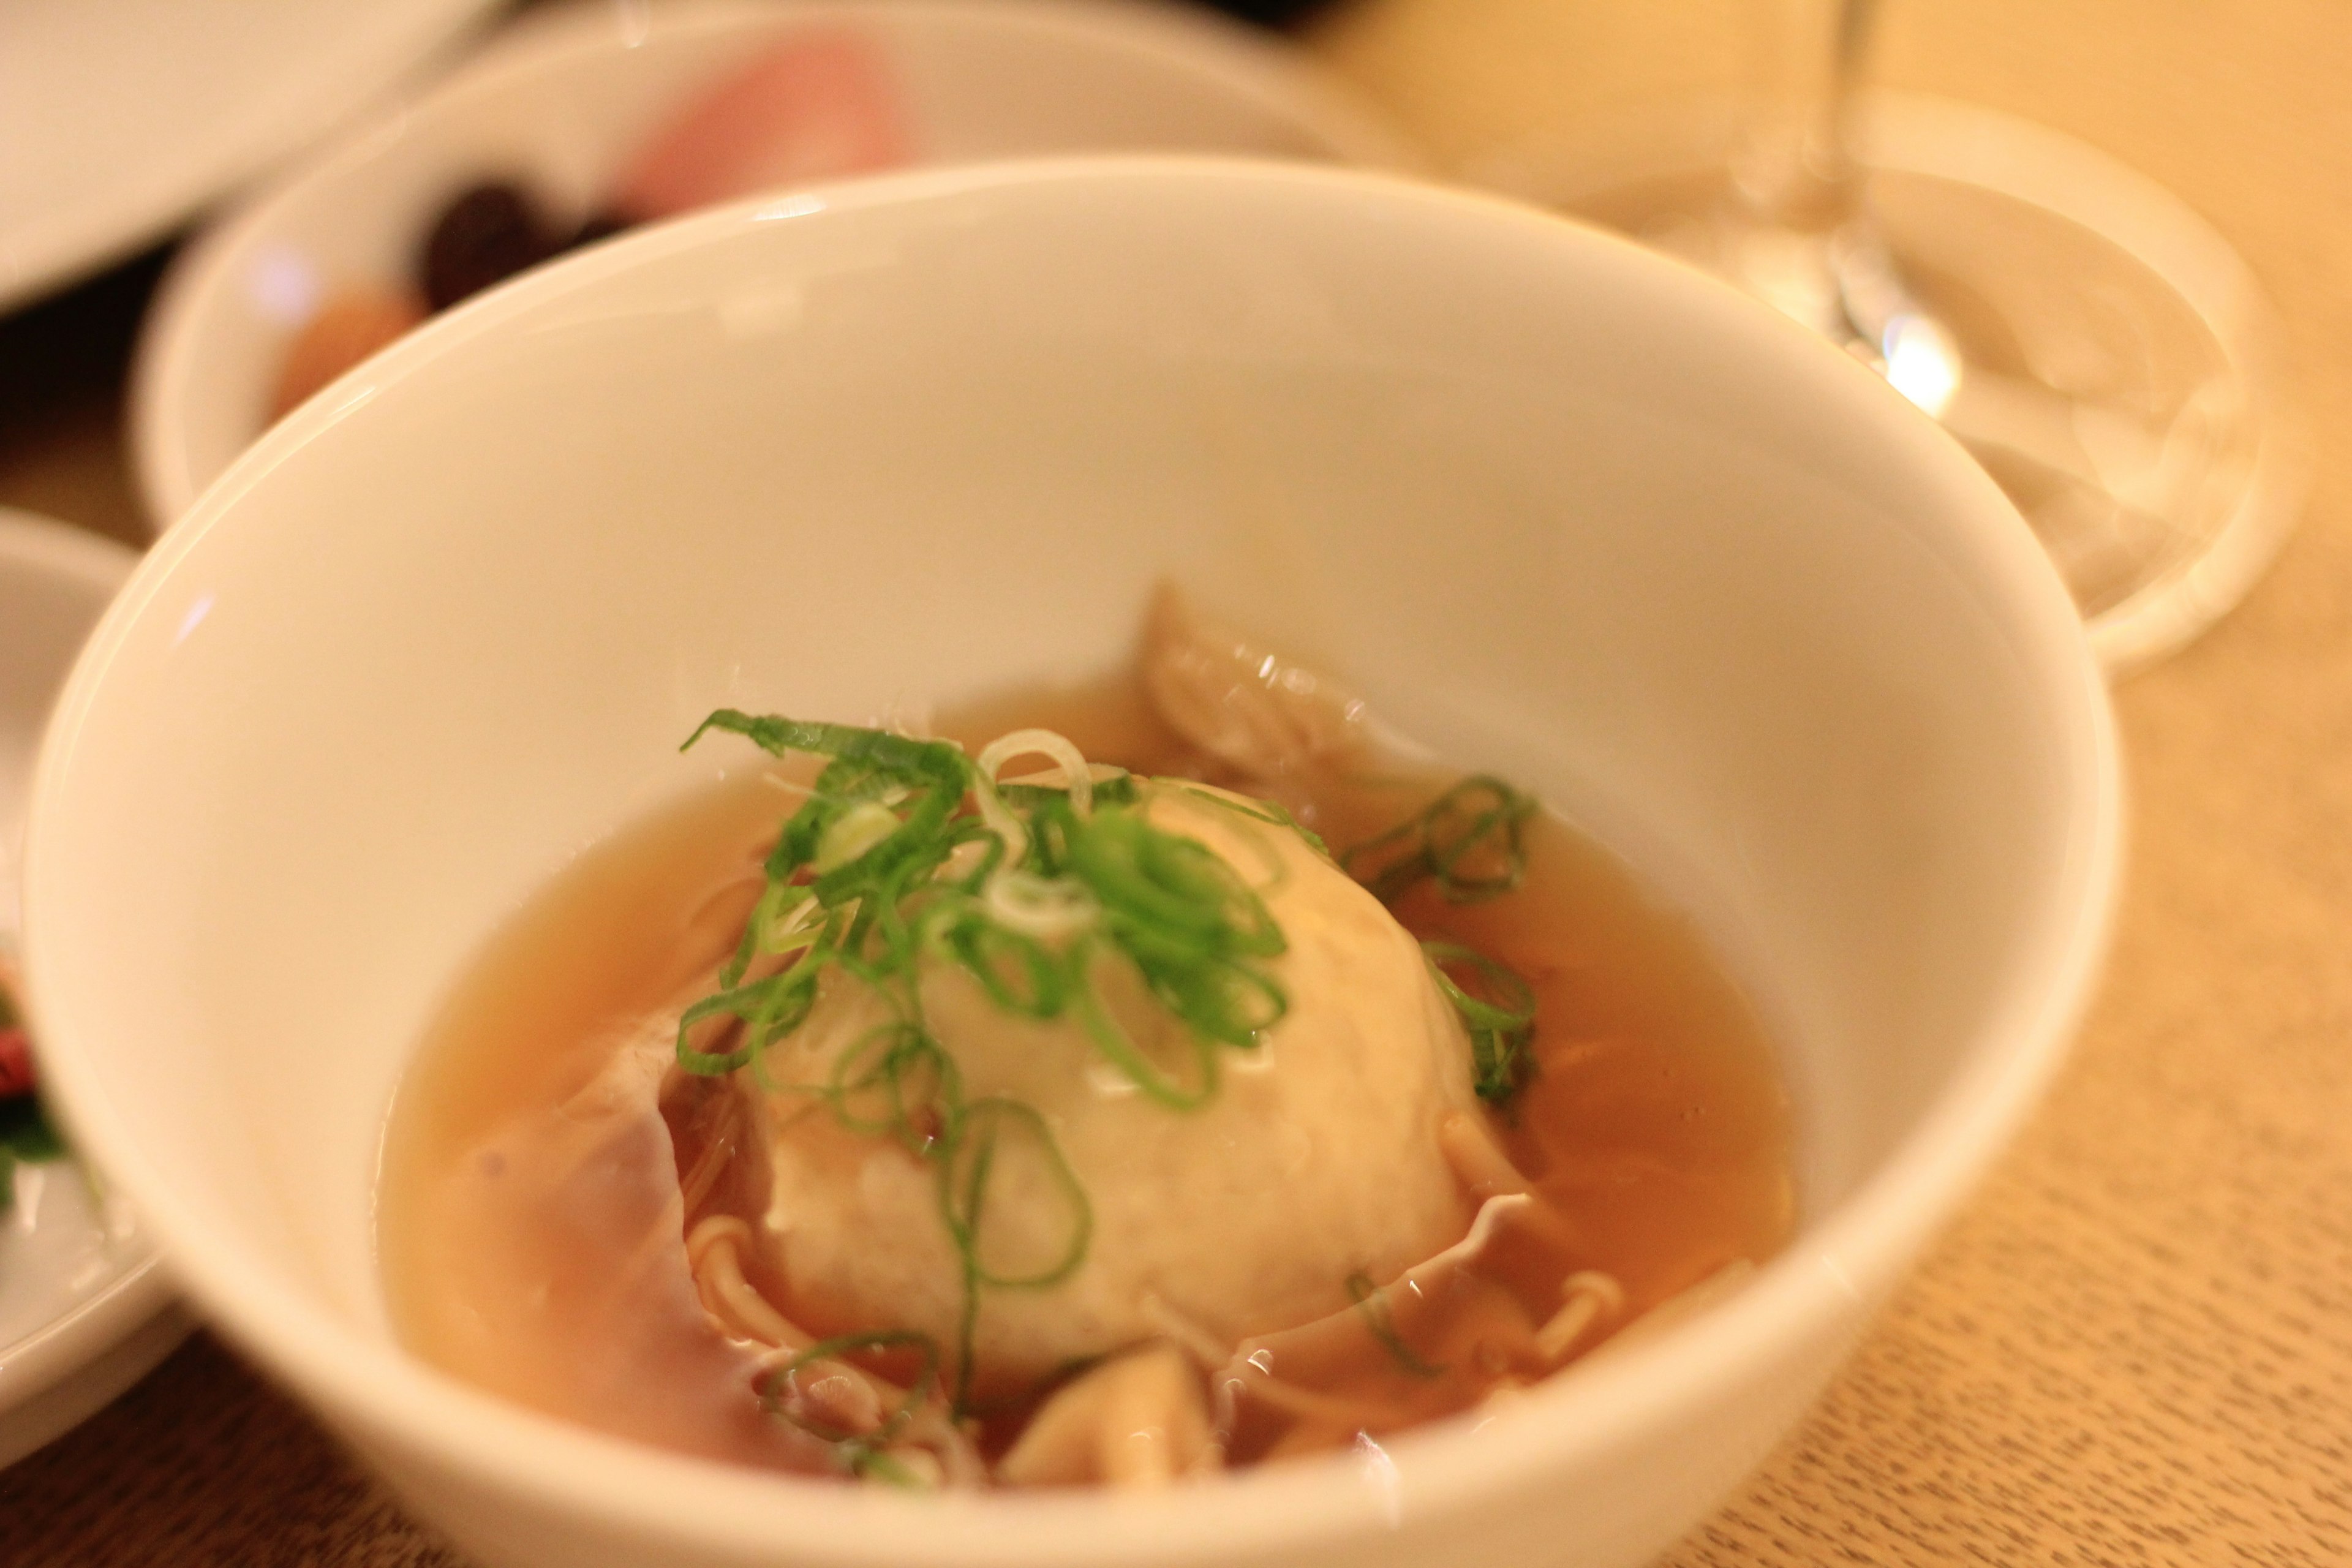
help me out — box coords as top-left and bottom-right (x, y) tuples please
(42, 156), (2118, 1560)
(126, 0), (1427, 534)
(0, 510), (184, 1451)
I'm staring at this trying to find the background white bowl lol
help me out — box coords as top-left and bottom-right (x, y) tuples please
(0, 0), (501, 311)
(129, 0), (1422, 532)
(0, 510), (185, 1471)
(34, 159), (2114, 1568)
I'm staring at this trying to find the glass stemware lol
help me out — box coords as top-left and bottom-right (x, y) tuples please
(1477, 0), (2306, 673)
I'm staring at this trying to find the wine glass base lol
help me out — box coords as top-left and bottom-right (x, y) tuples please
(1472, 93), (2309, 674)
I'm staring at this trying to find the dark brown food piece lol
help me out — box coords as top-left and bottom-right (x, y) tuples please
(418, 181), (560, 311)
(564, 209), (633, 252)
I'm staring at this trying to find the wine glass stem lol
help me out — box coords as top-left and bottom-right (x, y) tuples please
(1732, 0), (1880, 236)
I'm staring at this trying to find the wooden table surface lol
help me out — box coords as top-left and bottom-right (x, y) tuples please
(4, 2), (2349, 1563)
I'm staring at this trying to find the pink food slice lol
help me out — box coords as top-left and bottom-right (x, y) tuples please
(615, 29), (912, 222)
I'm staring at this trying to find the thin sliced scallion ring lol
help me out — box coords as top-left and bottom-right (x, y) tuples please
(756, 888), (824, 957)
(1163, 780), (1330, 860)
(982, 867), (1101, 941)
(757, 1329), (943, 1461)
(1068, 943), (1222, 1110)
(826, 1020), (960, 1154)
(816, 799), (905, 873)
(1423, 940), (1537, 1102)
(971, 728), (1093, 870)
(941, 1096), (1094, 1290)
(1158, 782), (1292, 894)
(1345, 1270), (1448, 1378)
(976, 729), (1097, 816)
(1341, 774), (1537, 906)
(937, 909), (1066, 1019)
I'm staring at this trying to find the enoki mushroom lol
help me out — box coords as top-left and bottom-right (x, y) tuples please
(685, 1215), (985, 1486)
(997, 1344), (1221, 1487)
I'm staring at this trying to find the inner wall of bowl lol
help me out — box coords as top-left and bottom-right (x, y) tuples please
(49, 167), (2081, 1340)
(160, 0), (1388, 522)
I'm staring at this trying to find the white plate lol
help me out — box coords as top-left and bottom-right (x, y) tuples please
(0, 510), (184, 1471)
(0, 0), (505, 311)
(129, 0), (1425, 531)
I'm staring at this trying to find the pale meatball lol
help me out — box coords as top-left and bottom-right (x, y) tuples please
(736, 784), (1478, 1390)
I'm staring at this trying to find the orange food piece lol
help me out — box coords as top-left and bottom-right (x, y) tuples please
(270, 286), (428, 421)
(613, 29), (911, 222)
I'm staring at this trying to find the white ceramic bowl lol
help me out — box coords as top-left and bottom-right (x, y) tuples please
(32, 159), (2116, 1568)
(0, 510), (186, 1470)
(129, 0), (1422, 532)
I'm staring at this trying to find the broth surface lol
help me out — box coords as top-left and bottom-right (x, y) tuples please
(379, 678), (1794, 1476)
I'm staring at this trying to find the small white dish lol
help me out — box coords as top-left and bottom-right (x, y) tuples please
(0, 510), (185, 1471)
(129, 0), (1423, 532)
(0, 0), (503, 311)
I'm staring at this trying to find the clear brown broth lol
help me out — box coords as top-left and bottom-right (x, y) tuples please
(379, 676), (1795, 1476)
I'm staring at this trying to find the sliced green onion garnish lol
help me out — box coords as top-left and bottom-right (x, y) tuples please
(756, 1329), (941, 1468)
(1345, 1270), (1448, 1378)
(941, 1097), (1091, 1290)
(1423, 941), (1537, 1102)
(1341, 774), (1536, 906)
(680, 712), (1306, 1409)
